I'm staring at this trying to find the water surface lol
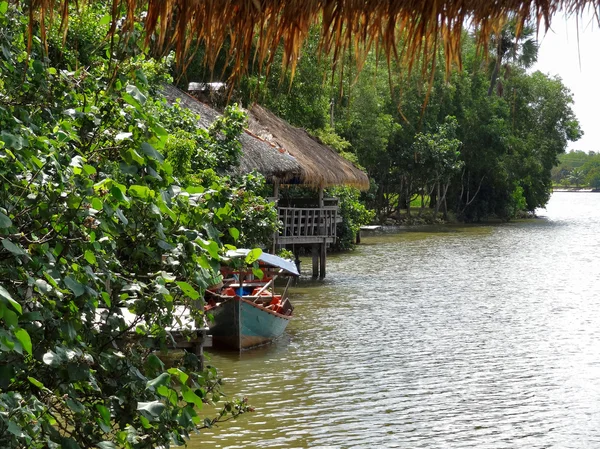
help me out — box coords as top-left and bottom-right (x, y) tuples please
(191, 192), (600, 448)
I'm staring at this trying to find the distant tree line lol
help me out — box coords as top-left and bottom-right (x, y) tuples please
(552, 151), (600, 189)
(189, 21), (582, 223)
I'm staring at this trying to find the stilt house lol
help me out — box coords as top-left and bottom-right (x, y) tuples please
(163, 85), (369, 278)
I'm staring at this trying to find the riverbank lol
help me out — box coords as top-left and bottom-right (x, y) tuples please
(552, 188), (599, 192)
(368, 208), (538, 229)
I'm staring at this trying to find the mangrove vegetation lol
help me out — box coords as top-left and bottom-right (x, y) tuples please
(0, 0), (586, 448)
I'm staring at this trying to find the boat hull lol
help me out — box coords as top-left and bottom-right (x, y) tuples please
(207, 297), (291, 350)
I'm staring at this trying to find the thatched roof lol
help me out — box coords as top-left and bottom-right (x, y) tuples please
(161, 85), (302, 182)
(247, 104), (370, 190)
(162, 85), (368, 189)
(26, 1), (593, 85)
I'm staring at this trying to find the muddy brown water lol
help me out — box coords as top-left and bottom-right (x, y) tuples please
(189, 192), (600, 448)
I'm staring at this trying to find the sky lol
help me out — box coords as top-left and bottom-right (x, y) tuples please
(532, 9), (600, 153)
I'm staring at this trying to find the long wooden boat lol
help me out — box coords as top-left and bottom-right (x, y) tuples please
(204, 249), (299, 350)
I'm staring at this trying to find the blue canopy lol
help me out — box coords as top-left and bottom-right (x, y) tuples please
(225, 249), (299, 276)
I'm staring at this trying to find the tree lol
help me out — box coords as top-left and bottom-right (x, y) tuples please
(487, 20), (539, 96)
(569, 167), (585, 188)
(0, 4), (277, 447)
(411, 117), (463, 219)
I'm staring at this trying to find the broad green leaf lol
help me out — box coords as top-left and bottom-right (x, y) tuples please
(7, 421), (23, 437)
(157, 240), (174, 251)
(115, 208), (128, 225)
(0, 212), (12, 228)
(176, 281), (199, 300)
(101, 292), (111, 307)
(3, 308), (17, 328)
(125, 84), (147, 105)
(0, 2), (8, 15)
(98, 14), (111, 27)
(2, 239), (26, 256)
(96, 404), (111, 425)
(14, 329), (32, 355)
(110, 185), (129, 204)
(245, 248), (263, 264)
(252, 267), (264, 279)
(147, 372), (171, 390)
(91, 197), (103, 210)
(199, 239), (220, 259)
(140, 142), (164, 162)
(66, 398), (86, 414)
(28, 376), (44, 388)
(83, 164), (97, 175)
(137, 401), (166, 417)
(84, 250), (97, 265)
(64, 276), (85, 297)
(228, 227), (240, 241)
(0, 132), (22, 150)
(0, 285), (21, 313)
(167, 367), (189, 385)
(125, 149), (145, 165)
(43, 272), (59, 288)
(32, 59), (44, 73)
(181, 385), (204, 409)
(128, 185), (153, 199)
(139, 415), (152, 429)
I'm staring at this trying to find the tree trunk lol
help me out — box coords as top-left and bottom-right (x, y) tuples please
(488, 39), (503, 96)
(434, 182), (441, 218)
(418, 187), (426, 217)
(429, 185), (437, 209)
(442, 183), (450, 221)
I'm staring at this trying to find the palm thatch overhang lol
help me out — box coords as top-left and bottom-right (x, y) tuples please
(161, 85), (302, 183)
(24, 1), (596, 85)
(247, 104), (370, 190)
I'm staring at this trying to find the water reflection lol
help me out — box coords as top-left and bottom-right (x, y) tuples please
(191, 192), (600, 448)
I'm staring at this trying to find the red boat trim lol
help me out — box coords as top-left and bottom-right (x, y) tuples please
(240, 297), (293, 320)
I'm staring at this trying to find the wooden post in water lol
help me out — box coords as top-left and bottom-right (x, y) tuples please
(312, 243), (319, 278)
(320, 239), (326, 279)
(318, 187), (326, 278)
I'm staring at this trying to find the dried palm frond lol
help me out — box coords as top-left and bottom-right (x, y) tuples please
(21, 0), (596, 85)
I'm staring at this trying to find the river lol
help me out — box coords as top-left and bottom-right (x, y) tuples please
(191, 192), (600, 448)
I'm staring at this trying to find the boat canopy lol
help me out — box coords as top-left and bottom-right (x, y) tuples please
(225, 249), (299, 276)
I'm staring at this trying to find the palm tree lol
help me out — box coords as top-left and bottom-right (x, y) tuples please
(488, 21), (539, 96)
(569, 167), (585, 188)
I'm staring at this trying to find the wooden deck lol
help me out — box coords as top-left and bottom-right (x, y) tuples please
(272, 197), (339, 278)
(276, 206), (337, 245)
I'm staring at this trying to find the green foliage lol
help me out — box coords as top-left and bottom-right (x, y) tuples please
(0, 4), (267, 448)
(276, 248), (295, 261)
(240, 26), (580, 222)
(159, 101), (246, 175)
(328, 187), (375, 250)
(238, 26), (332, 131)
(552, 151), (600, 189)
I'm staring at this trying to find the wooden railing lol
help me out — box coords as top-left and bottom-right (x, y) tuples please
(277, 206), (337, 243)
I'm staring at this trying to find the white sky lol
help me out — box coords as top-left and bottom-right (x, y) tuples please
(532, 9), (600, 153)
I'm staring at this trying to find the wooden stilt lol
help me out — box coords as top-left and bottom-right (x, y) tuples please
(320, 241), (326, 279)
(312, 244), (319, 278)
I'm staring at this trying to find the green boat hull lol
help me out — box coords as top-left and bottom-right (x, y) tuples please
(207, 297), (291, 350)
